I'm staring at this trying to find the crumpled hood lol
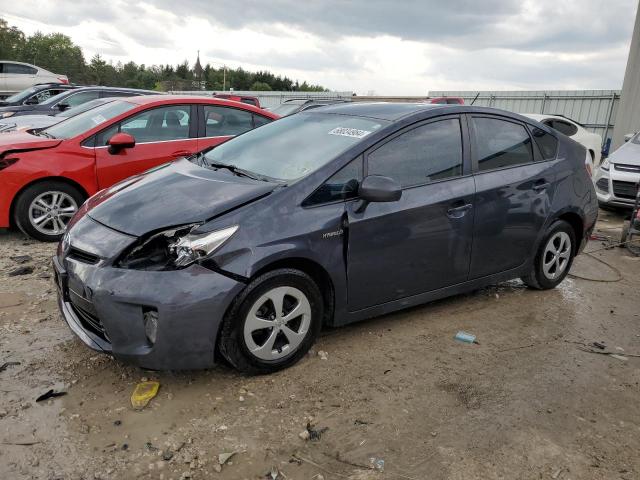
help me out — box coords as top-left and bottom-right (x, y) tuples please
(0, 131), (62, 153)
(87, 159), (278, 236)
(610, 141), (640, 166)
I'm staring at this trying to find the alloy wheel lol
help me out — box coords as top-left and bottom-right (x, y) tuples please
(542, 231), (572, 280)
(243, 286), (312, 361)
(28, 191), (78, 236)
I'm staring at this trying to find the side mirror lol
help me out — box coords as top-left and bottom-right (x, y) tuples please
(624, 133), (635, 143)
(57, 102), (70, 111)
(356, 175), (402, 212)
(25, 97), (39, 105)
(107, 132), (136, 154)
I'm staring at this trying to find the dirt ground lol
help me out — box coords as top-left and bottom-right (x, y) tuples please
(1, 208), (639, 480)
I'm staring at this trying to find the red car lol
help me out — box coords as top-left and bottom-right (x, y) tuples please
(212, 93), (262, 108)
(429, 97), (465, 105)
(0, 95), (278, 241)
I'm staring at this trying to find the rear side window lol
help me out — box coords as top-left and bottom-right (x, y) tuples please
(61, 91), (101, 108)
(367, 118), (463, 188)
(204, 106), (254, 137)
(253, 114), (271, 128)
(473, 117), (534, 171)
(304, 157), (363, 206)
(241, 98), (258, 106)
(5, 63), (37, 75)
(530, 127), (558, 160)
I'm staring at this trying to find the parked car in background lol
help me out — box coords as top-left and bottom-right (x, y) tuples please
(271, 98), (349, 116)
(52, 103), (597, 373)
(212, 93), (261, 108)
(0, 83), (77, 107)
(0, 98), (112, 133)
(0, 61), (68, 98)
(593, 131), (640, 209)
(0, 86), (159, 120)
(430, 96), (464, 105)
(523, 114), (602, 175)
(0, 96), (278, 241)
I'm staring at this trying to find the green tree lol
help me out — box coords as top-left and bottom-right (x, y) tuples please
(250, 81), (272, 91)
(0, 18), (25, 59)
(18, 32), (86, 82)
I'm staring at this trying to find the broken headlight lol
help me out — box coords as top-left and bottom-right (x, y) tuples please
(117, 225), (238, 270)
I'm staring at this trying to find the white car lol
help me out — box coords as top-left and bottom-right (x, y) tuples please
(593, 132), (640, 209)
(523, 114), (602, 175)
(0, 61), (68, 98)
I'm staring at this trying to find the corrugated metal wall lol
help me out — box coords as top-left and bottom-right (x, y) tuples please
(429, 90), (620, 146)
(169, 90), (354, 109)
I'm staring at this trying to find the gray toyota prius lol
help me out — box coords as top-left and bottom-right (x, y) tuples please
(53, 103), (598, 373)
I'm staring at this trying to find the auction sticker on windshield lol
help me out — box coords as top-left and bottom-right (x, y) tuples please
(91, 114), (107, 125)
(328, 127), (371, 139)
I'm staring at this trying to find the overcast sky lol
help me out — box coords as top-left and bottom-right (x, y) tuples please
(3, 0), (638, 95)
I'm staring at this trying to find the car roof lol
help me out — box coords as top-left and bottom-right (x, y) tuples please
(312, 102), (541, 123)
(122, 95), (279, 118)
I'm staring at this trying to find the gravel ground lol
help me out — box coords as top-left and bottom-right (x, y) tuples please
(1, 208), (639, 480)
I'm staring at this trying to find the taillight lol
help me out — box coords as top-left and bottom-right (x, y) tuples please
(58, 77), (69, 84)
(0, 157), (18, 171)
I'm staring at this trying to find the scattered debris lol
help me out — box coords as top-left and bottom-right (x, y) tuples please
(8, 266), (34, 276)
(2, 440), (41, 446)
(354, 419), (371, 426)
(306, 422), (328, 441)
(592, 342), (606, 350)
(369, 457), (385, 471)
(577, 346), (640, 359)
(36, 389), (67, 402)
(213, 451), (237, 472)
(383, 369), (391, 374)
(130, 381), (160, 410)
(298, 429), (310, 441)
(454, 331), (479, 344)
(0, 361), (20, 373)
(266, 466), (282, 479)
(610, 354), (628, 362)
(121, 443), (129, 451)
(10, 255), (32, 264)
(162, 449), (174, 461)
(113, 420), (122, 426)
(318, 350), (328, 360)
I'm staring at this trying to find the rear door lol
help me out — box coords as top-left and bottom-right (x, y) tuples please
(4, 63), (37, 93)
(94, 104), (198, 188)
(468, 114), (556, 279)
(197, 105), (273, 150)
(346, 115), (475, 311)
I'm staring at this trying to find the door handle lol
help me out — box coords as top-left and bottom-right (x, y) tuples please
(532, 181), (550, 193)
(447, 203), (473, 218)
(171, 150), (192, 158)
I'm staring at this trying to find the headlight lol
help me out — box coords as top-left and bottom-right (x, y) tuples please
(0, 112), (15, 118)
(117, 224), (238, 270)
(600, 158), (610, 171)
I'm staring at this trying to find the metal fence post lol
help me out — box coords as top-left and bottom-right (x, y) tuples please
(602, 92), (617, 147)
(540, 94), (547, 114)
(488, 95), (495, 107)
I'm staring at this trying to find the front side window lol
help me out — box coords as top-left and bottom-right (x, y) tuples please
(473, 117), (534, 171)
(304, 157), (363, 206)
(96, 105), (191, 145)
(44, 100), (136, 140)
(201, 112), (386, 181)
(33, 88), (65, 103)
(367, 118), (463, 188)
(61, 91), (101, 108)
(204, 106), (254, 137)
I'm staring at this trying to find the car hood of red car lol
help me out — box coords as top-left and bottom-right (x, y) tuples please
(0, 131), (62, 154)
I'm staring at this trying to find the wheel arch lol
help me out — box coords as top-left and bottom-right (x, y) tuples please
(555, 211), (584, 252)
(9, 176), (89, 228)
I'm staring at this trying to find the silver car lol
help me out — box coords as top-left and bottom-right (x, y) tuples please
(0, 61), (68, 98)
(594, 132), (640, 208)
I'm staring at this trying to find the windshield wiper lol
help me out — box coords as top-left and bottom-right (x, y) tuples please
(34, 130), (56, 139)
(205, 160), (264, 181)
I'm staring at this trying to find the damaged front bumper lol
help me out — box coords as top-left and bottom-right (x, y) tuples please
(53, 217), (245, 370)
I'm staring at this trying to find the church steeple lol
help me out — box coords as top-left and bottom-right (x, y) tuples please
(194, 50), (203, 80)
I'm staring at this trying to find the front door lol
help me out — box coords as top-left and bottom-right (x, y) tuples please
(346, 116), (475, 311)
(467, 115), (555, 279)
(95, 104), (198, 188)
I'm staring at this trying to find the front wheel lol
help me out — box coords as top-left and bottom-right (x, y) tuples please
(521, 220), (576, 290)
(13, 181), (84, 242)
(218, 268), (324, 374)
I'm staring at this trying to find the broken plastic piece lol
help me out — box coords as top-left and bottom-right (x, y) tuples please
(36, 389), (67, 402)
(130, 381), (160, 410)
(454, 331), (478, 344)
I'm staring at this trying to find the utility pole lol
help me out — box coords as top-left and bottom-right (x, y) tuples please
(222, 65), (227, 91)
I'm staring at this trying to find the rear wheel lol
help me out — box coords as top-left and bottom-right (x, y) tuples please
(219, 268), (323, 374)
(522, 220), (576, 290)
(14, 181), (84, 242)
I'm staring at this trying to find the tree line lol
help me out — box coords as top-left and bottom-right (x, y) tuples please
(0, 17), (328, 92)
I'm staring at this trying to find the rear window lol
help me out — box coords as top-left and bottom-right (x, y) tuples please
(530, 127), (558, 160)
(473, 117), (534, 171)
(4, 63), (37, 75)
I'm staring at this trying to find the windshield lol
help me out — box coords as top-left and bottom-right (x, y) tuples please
(202, 112), (387, 181)
(43, 100), (136, 139)
(3, 86), (40, 103)
(55, 98), (111, 118)
(271, 101), (306, 116)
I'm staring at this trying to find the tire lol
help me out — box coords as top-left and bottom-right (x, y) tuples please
(218, 268), (324, 374)
(13, 181), (84, 242)
(521, 220), (576, 290)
